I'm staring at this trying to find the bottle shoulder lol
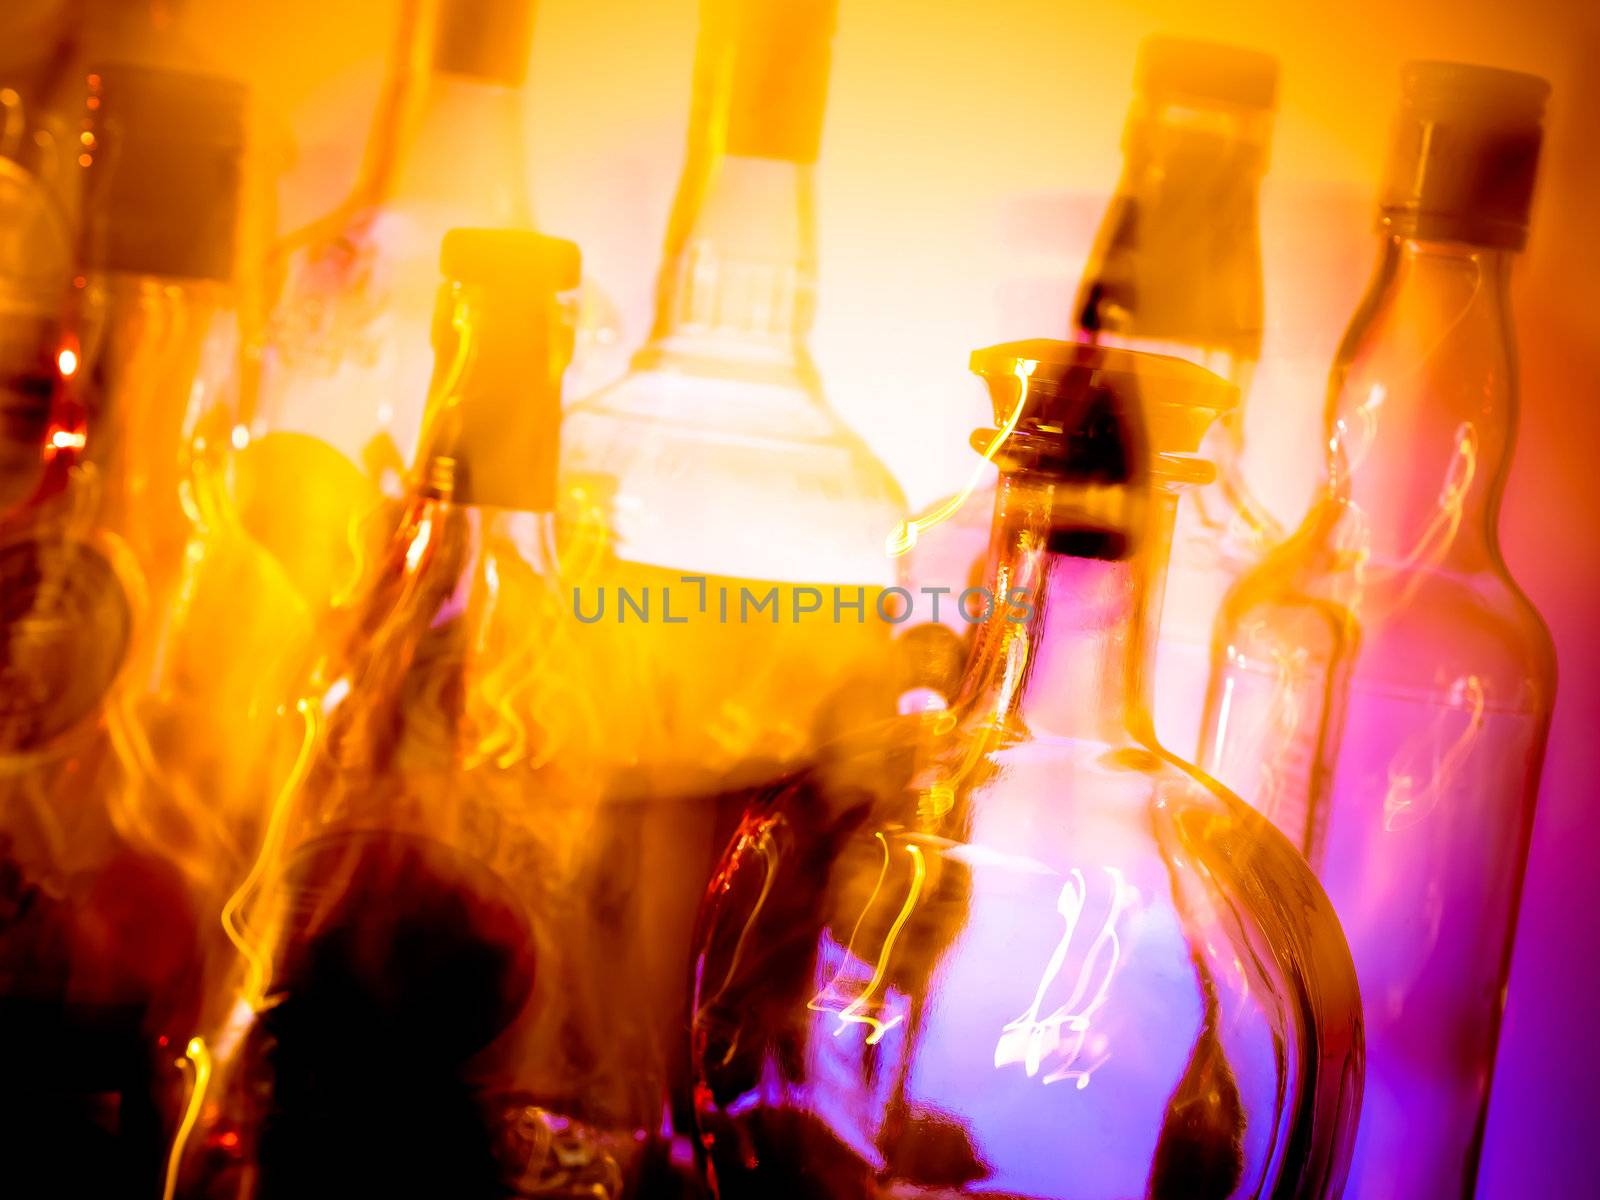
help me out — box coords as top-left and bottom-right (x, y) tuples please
(1219, 504), (1556, 709)
(559, 363), (907, 583)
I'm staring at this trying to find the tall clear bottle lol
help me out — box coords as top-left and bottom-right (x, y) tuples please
(1199, 62), (1555, 1199)
(558, 0), (908, 784)
(175, 229), (667, 1200)
(240, 0), (562, 612)
(0, 63), (264, 1199)
(898, 38), (1279, 750)
(691, 341), (1361, 1200)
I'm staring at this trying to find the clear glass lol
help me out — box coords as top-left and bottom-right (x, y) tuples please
(557, 17), (907, 1159)
(559, 0), (906, 777)
(899, 89), (1278, 759)
(691, 359), (1362, 1198)
(0, 124), (71, 514)
(1199, 236), (1555, 1199)
(173, 269), (668, 1200)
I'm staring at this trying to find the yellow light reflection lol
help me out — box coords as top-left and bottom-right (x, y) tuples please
(162, 1037), (213, 1200)
(886, 358), (1037, 557)
(220, 698), (320, 1009)
(808, 833), (927, 1045)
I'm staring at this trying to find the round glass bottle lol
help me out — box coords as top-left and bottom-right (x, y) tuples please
(691, 342), (1362, 1200)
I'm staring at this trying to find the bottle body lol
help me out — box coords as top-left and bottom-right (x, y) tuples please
(180, 237), (674, 1198)
(180, 496), (662, 1200)
(0, 84), (74, 514)
(693, 729), (1354, 1200)
(560, 135), (907, 769)
(559, 156), (906, 1140)
(693, 386), (1361, 1200)
(1200, 235), (1554, 1198)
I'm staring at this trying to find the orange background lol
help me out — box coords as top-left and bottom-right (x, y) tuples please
(184, 0), (1600, 1192)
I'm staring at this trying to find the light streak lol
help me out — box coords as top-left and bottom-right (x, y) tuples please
(808, 834), (927, 1045)
(995, 866), (1138, 1089)
(220, 698), (319, 1009)
(885, 358), (1037, 557)
(405, 516), (433, 574)
(1384, 674), (1488, 831)
(161, 1037), (212, 1200)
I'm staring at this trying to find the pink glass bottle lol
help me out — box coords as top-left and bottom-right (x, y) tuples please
(1199, 62), (1556, 1199)
(691, 342), (1362, 1199)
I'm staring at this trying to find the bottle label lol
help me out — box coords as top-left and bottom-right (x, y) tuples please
(0, 537), (132, 756)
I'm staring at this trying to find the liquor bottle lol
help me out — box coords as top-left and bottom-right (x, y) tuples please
(239, 0), (605, 613)
(0, 0), (106, 513)
(558, 0), (908, 783)
(1198, 62), (1555, 1199)
(898, 38), (1280, 752)
(0, 124), (71, 515)
(0, 63), (258, 1199)
(173, 229), (667, 1200)
(691, 341), (1362, 1200)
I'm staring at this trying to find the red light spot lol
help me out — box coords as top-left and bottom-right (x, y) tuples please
(218, 1131), (240, 1151)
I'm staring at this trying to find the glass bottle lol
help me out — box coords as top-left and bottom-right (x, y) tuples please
(0, 0), (101, 513)
(0, 113), (71, 515)
(691, 341), (1362, 1200)
(897, 38), (1279, 750)
(0, 63), (262, 1199)
(173, 229), (666, 1200)
(1198, 62), (1555, 1200)
(559, 0), (908, 785)
(240, 0), (582, 613)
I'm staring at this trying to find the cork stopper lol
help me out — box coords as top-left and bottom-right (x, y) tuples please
(423, 229), (578, 511)
(1379, 61), (1548, 250)
(432, 0), (538, 86)
(80, 64), (245, 280)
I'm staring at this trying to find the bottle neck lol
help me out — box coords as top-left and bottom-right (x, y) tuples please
(355, 57), (531, 227)
(416, 281), (562, 513)
(955, 471), (1169, 744)
(1076, 97), (1268, 403)
(1323, 234), (1518, 569)
(642, 151), (818, 375)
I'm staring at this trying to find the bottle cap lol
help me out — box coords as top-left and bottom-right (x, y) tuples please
(1136, 37), (1278, 110)
(427, 229), (579, 510)
(1379, 60), (1548, 250)
(432, 0), (538, 86)
(80, 64), (246, 280)
(720, 0), (837, 162)
(970, 341), (1236, 486)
